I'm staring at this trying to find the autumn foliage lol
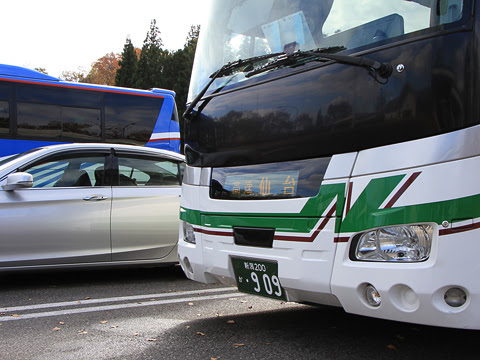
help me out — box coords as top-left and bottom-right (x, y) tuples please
(60, 53), (122, 86)
(84, 53), (120, 85)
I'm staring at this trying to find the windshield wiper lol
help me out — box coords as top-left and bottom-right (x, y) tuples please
(244, 46), (345, 78)
(245, 47), (393, 80)
(306, 49), (393, 78)
(183, 51), (283, 120)
(184, 47), (393, 120)
(183, 48), (344, 120)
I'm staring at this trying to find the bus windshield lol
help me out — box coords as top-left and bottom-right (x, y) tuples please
(188, 0), (464, 101)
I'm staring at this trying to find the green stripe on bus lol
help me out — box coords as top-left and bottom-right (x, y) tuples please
(181, 174), (480, 235)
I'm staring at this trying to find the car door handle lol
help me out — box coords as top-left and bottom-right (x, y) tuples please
(83, 195), (109, 201)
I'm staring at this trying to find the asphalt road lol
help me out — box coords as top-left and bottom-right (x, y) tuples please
(0, 266), (478, 360)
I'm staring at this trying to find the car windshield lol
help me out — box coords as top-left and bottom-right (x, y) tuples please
(188, 0), (464, 101)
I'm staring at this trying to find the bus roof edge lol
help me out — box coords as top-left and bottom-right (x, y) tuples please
(0, 64), (60, 82)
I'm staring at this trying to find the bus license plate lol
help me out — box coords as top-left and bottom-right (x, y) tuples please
(231, 257), (286, 301)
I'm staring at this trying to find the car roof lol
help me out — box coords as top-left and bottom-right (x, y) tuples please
(0, 143), (184, 174)
(40, 143), (184, 159)
(43, 143), (183, 158)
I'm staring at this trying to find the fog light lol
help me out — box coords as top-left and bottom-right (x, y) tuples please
(182, 221), (196, 244)
(355, 224), (433, 262)
(182, 256), (193, 274)
(364, 284), (381, 307)
(444, 287), (467, 308)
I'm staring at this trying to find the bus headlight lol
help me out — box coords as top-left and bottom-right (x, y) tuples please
(182, 221), (196, 244)
(354, 225), (433, 262)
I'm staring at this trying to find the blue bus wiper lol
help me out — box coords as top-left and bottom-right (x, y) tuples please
(245, 47), (392, 81)
(183, 51), (283, 120)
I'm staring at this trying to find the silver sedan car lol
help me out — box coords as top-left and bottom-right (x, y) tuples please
(0, 143), (184, 271)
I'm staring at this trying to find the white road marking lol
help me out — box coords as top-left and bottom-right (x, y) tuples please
(2, 287), (236, 312)
(0, 287), (245, 321)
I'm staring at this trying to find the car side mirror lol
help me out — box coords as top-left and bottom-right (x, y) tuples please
(2, 172), (34, 191)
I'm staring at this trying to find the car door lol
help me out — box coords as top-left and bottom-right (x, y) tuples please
(0, 151), (112, 267)
(110, 152), (182, 261)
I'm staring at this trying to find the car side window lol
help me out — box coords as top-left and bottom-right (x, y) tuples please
(21, 154), (107, 188)
(117, 156), (182, 187)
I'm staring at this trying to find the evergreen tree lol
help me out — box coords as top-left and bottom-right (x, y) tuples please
(115, 37), (138, 88)
(134, 42), (150, 89)
(185, 24), (200, 48)
(175, 25), (200, 117)
(134, 19), (164, 89)
(157, 25), (200, 115)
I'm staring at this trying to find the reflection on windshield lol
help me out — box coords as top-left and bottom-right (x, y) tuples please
(189, 0), (464, 101)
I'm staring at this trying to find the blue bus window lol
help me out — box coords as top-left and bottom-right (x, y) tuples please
(0, 101), (8, 135)
(0, 64), (180, 157)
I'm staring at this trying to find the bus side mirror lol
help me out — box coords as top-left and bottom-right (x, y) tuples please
(2, 172), (33, 191)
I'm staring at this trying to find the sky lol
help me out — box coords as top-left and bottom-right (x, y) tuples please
(1, 0), (211, 78)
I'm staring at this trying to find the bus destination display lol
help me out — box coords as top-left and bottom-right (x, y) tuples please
(223, 170), (299, 199)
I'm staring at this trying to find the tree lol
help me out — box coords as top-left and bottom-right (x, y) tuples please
(60, 68), (87, 82)
(185, 24), (200, 49)
(152, 24), (200, 150)
(173, 25), (200, 118)
(84, 52), (120, 85)
(115, 37), (138, 88)
(34, 67), (48, 75)
(134, 19), (165, 89)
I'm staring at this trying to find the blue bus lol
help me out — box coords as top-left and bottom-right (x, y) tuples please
(0, 64), (180, 157)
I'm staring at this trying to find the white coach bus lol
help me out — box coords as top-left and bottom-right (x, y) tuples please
(179, 0), (479, 329)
